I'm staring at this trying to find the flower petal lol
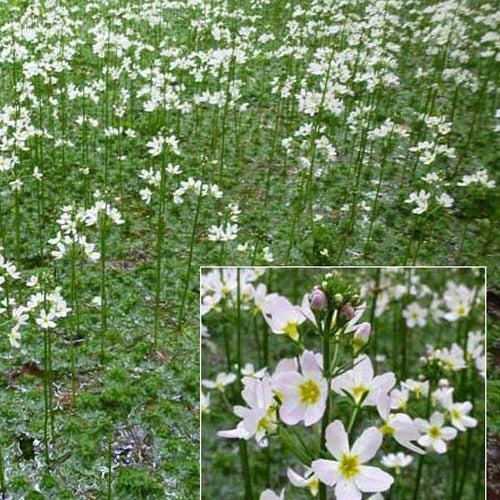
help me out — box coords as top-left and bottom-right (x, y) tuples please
(351, 427), (382, 463)
(311, 459), (340, 487)
(325, 420), (350, 459)
(355, 466), (394, 492)
(335, 479), (362, 500)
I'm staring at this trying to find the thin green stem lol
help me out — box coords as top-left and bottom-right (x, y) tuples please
(107, 427), (113, 499)
(236, 269), (254, 500)
(0, 440), (6, 494)
(100, 217), (108, 364)
(347, 403), (361, 436)
(179, 190), (202, 323)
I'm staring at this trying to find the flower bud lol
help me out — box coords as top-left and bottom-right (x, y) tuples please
(354, 322), (371, 343)
(340, 302), (355, 320)
(333, 293), (344, 305)
(353, 322), (371, 352)
(310, 286), (327, 312)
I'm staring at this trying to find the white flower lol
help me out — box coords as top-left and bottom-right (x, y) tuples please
(146, 135), (164, 156)
(381, 452), (413, 473)
(436, 193), (454, 208)
(436, 344), (466, 371)
(445, 401), (477, 432)
(9, 327), (21, 348)
(331, 355), (395, 411)
(415, 412), (457, 453)
(402, 379), (429, 399)
(377, 392), (424, 454)
(139, 188), (152, 204)
(36, 310), (56, 329)
(202, 372), (236, 392)
(26, 275), (39, 287)
(260, 489), (285, 500)
(404, 190), (430, 214)
(201, 392), (210, 414)
(262, 247), (274, 263)
(218, 375), (277, 447)
(402, 302), (427, 328)
(287, 467), (319, 496)
(272, 350), (327, 427)
(443, 282), (474, 321)
(262, 295), (306, 341)
(241, 363), (267, 379)
(312, 421), (393, 499)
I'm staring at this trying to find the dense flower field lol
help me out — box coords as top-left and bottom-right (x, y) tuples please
(0, 0), (496, 497)
(201, 268), (485, 499)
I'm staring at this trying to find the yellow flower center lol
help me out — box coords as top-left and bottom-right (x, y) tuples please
(298, 379), (321, 404)
(444, 360), (454, 371)
(381, 423), (395, 435)
(414, 386), (422, 398)
(429, 425), (441, 439)
(456, 305), (466, 316)
(451, 409), (461, 421)
(352, 385), (367, 401)
(339, 453), (361, 480)
(267, 403), (277, 419)
(257, 417), (271, 432)
(283, 321), (299, 340)
(309, 477), (319, 495)
(411, 311), (419, 319)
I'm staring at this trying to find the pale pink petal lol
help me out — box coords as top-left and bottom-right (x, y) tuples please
(355, 466), (394, 492)
(433, 439), (447, 454)
(273, 372), (303, 393)
(301, 350), (322, 378)
(462, 416), (477, 428)
(335, 479), (362, 500)
(303, 399), (326, 426)
(441, 427), (457, 440)
(418, 435), (432, 447)
(325, 420), (350, 459)
(300, 294), (317, 326)
(280, 398), (304, 425)
(430, 411), (444, 426)
(311, 459), (340, 487)
(354, 355), (373, 384)
(351, 427), (382, 463)
(331, 371), (354, 395)
(287, 468), (308, 487)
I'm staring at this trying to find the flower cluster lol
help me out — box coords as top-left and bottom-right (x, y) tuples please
(1, 249), (70, 348)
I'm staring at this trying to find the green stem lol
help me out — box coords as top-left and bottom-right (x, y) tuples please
(347, 404), (361, 436)
(100, 217), (108, 364)
(69, 242), (79, 404)
(319, 311), (335, 500)
(0, 441), (6, 493)
(107, 427), (113, 499)
(179, 189), (202, 323)
(236, 269), (254, 500)
(412, 381), (434, 500)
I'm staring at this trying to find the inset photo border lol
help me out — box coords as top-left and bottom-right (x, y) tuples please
(200, 267), (486, 500)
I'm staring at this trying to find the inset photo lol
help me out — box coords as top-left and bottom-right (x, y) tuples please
(200, 267), (485, 500)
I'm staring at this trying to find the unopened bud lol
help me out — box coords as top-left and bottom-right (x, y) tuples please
(438, 378), (449, 388)
(353, 322), (371, 352)
(334, 293), (343, 305)
(310, 286), (327, 311)
(340, 302), (355, 320)
(354, 322), (371, 343)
